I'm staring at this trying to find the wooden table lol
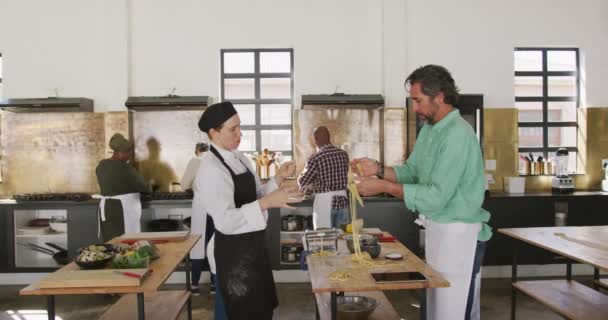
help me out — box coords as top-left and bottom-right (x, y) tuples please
(306, 233), (449, 320)
(499, 226), (608, 320)
(20, 235), (200, 320)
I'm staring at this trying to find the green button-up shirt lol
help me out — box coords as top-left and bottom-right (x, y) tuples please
(394, 109), (492, 241)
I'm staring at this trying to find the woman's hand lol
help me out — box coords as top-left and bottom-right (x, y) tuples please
(350, 157), (379, 177)
(259, 187), (303, 211)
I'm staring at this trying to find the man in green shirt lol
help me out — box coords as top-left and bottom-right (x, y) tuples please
(353, 65), (490, 320)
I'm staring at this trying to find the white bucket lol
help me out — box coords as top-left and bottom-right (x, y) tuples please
(504, 177), (525, 194)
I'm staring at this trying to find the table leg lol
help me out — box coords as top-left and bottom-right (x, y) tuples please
(137, 292), (145, 320)
(330, 292), (344, 320)
(47, 295), (55, 320)
(511, 241), (518, 320)
(566, 261), (572, 281)
(330, 292), (337, 320)
(593, 267), (600, 290)
(185, 254), (192, 320)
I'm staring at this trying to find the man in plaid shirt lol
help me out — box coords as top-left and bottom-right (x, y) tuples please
(297, 126), (350, 229)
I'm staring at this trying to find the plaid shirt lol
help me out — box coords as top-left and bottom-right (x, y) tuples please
(297, 145), (349, 209)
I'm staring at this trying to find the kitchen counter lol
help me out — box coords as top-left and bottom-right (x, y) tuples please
(2, 190), (608, 273)
(488, 191), (608, 198)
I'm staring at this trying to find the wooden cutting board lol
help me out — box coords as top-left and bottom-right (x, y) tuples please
(39, 269), (149, 288)
(361, 228), (384, 237)
(118, 231), (190, 242)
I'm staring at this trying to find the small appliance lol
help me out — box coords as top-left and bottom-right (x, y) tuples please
(552, 148), (574, 194)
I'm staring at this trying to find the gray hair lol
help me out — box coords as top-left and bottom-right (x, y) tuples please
(405, 65), (460, 105)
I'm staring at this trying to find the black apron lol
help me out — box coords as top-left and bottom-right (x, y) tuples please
(210, 146), (278, 320)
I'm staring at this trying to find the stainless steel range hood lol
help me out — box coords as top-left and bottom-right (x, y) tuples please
(0, 97), (94, 113)
(125, 95), (209, 111)
(301, 94), (384, 109)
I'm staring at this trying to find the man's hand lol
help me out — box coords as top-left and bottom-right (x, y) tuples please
(259, 186), (303, 211)
(354, 176), (386, 196)
(350, 158), (379, 177)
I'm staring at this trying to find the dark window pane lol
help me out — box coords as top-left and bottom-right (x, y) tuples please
(514, 50), (542, 71)
(261, 104), (291, 125)
(234, 104), (255, 125)
(516, 102), (543, 122)
(224, 78), (255, 99)
(547, 51), (576, 71)
(548, 76), (576, 96)
(515, 76), (542, 96)
(547, 101), (577, 122)
(223, 52), (254, 73)
(548, 127), (577, 147)
(518, 127), (543, 147)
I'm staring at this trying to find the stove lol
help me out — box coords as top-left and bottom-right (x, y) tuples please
(13, 193), (93, 202)
(143, 191), (194, 201)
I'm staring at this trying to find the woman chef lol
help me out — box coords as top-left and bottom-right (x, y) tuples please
(195, 101), (302, 320)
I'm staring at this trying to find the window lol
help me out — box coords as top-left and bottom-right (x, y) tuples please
(221, 49), (293, 160)
(514, 48), (579, 173)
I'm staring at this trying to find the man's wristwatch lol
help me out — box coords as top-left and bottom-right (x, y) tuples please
(375, 160), (384, 180)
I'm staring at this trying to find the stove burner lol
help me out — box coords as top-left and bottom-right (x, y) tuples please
(143, 191), (194, 201)
(13, 193), (93, 202)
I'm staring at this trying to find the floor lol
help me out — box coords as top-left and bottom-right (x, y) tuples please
(0, 278), (580, 319)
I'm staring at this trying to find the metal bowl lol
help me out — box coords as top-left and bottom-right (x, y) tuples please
(337, 295), (378, 320)
(345, 234), (378, 253)
(75, 254), (114, 270)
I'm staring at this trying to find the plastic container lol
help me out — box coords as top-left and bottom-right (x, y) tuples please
(504, 177), (525, 194)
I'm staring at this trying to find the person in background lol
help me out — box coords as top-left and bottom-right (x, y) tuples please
(96, 133), (151, 241)
(196, 101), (302, 320)
(181, 142), (216, 296)
(352, 65), (491, 320)
(181, 142), (209, 191)
(297, 126), (350, 229)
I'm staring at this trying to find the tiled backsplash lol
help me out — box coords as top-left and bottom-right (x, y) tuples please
(483, 107), (608, 192)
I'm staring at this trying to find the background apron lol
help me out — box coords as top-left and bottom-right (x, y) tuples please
(312, 190), (346, 229)
(98, 193), (142, 240)
(210, 146), (278, 320)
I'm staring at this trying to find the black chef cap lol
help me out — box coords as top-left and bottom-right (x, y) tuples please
(198, 101), (237, 133)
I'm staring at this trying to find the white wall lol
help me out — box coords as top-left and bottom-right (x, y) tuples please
(405, 0), (608, 108)
(0, 0), (607, 111)
(129, 0), (383, 108)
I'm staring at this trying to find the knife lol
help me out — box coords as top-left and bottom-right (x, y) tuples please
(114, 271), (143, 278)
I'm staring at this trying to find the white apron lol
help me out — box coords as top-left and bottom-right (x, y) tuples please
(312, 190), (346, 229)
(98, 193), (142, 235)
(189, 191), (207, 259)
(418, 215), (480, 320)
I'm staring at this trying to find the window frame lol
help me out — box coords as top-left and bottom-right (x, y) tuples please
(515, 47), (580, 162)
(220, 48), (294, 157)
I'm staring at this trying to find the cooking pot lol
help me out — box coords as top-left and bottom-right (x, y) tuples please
(28, 218), (51, 227)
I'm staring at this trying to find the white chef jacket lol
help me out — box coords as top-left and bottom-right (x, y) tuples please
(196, 142), (278, 273)
(180, 155), (203, 190)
